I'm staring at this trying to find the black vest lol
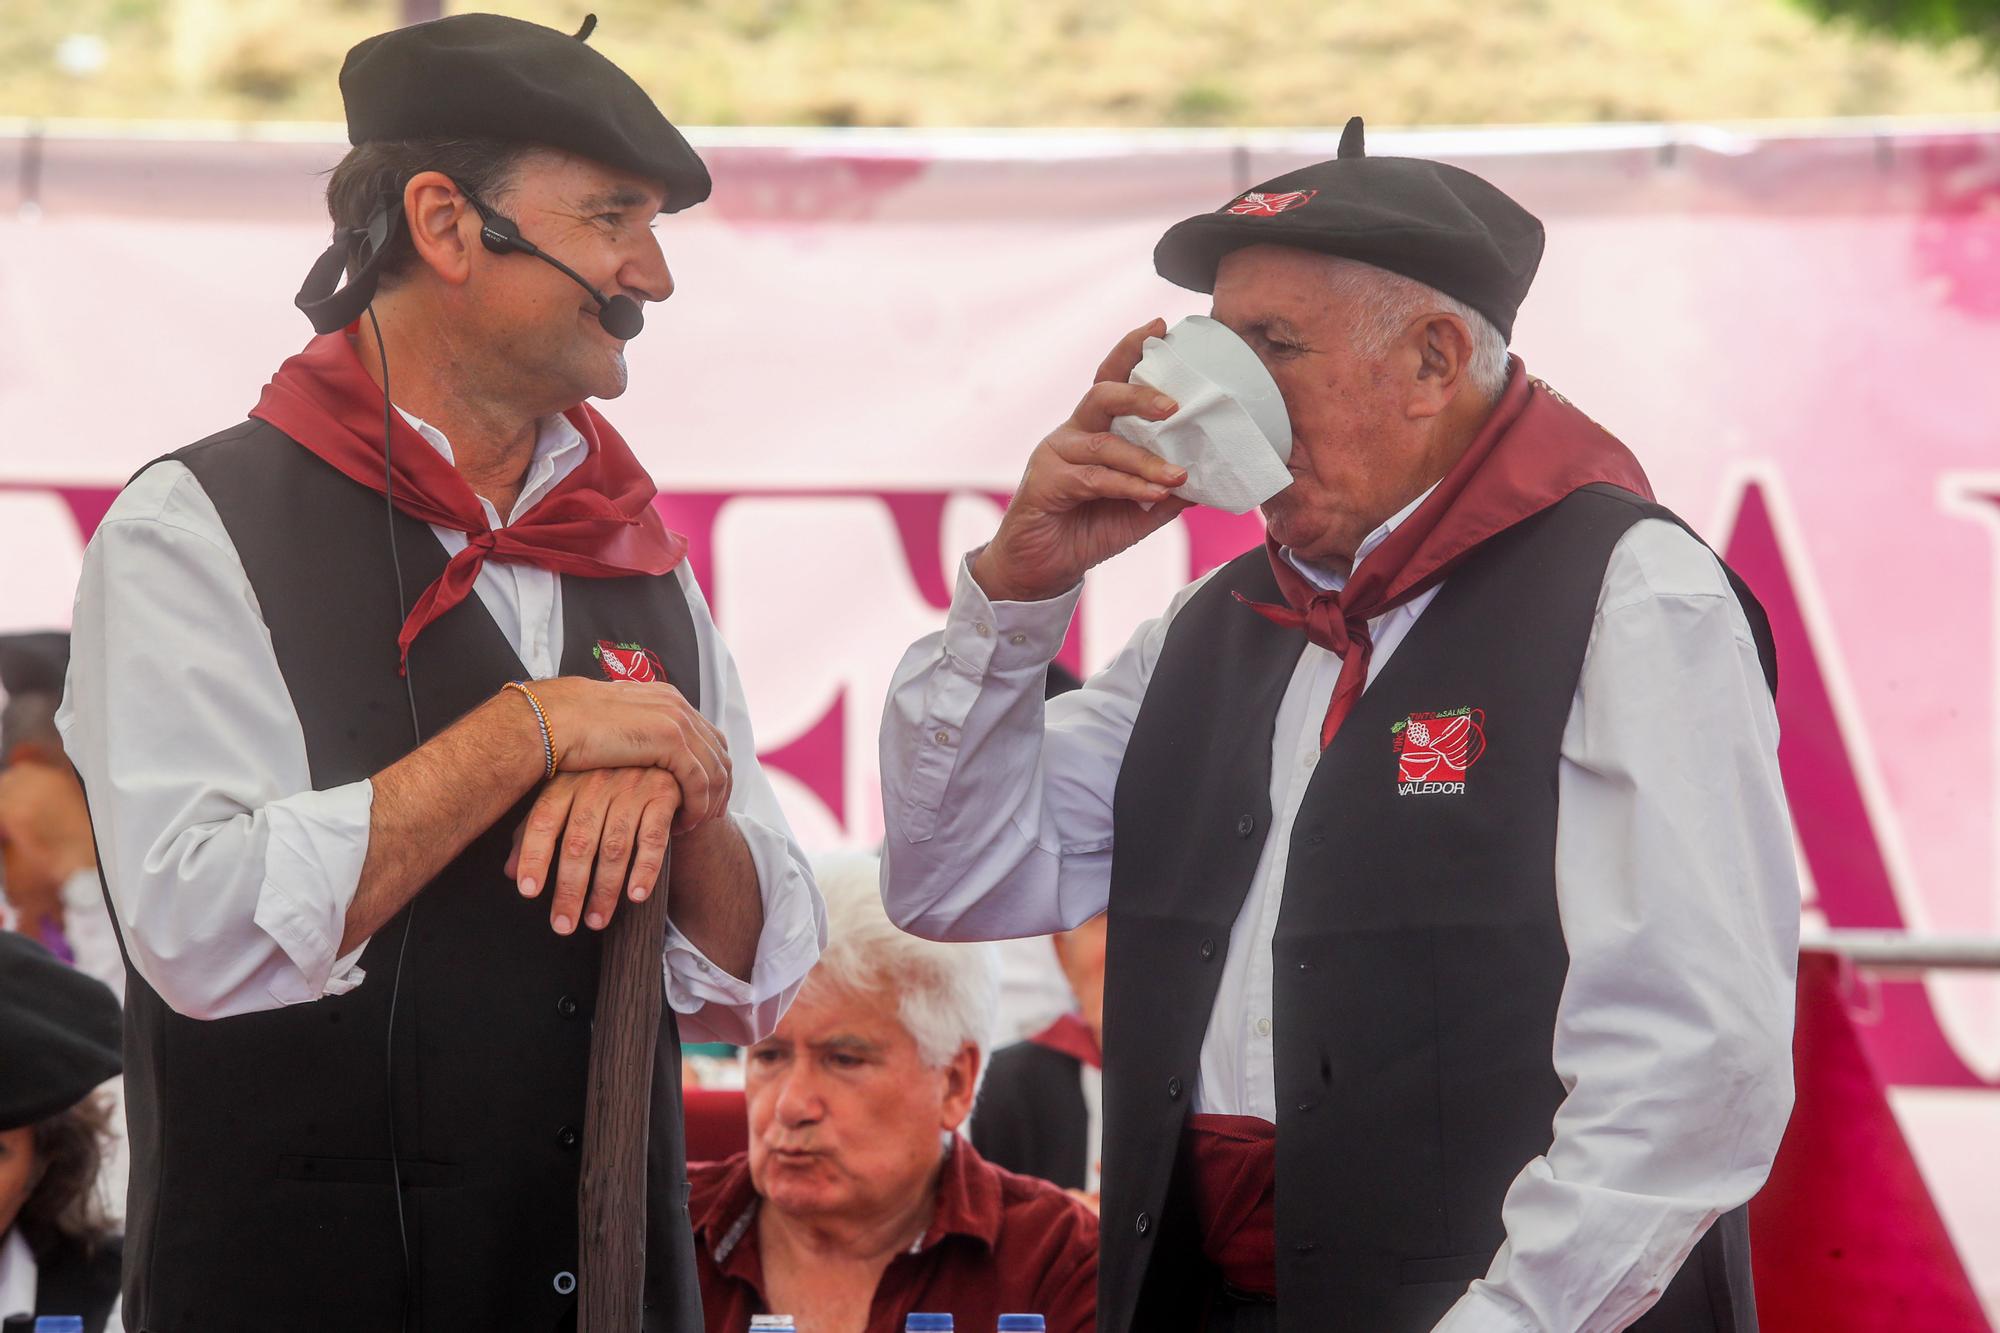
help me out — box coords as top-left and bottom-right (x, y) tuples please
(971, 1041), (1090, 1191)
(28, 1236), (122, 1333)
(1098, 485), (1775, 1333)
(104, 421), (703, 1332)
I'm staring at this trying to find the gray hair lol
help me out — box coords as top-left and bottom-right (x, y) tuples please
(809, 852), (999, 1082)
(1321, 256), (1511, 401)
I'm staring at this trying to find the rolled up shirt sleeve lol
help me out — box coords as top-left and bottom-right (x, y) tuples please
(879, 552), (1216, 943)
(663, 567), (825, 1047)
(1434, 520), (1800, 1332)
(58, 462), (373, 1019)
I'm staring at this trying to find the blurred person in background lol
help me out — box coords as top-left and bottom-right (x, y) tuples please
(971, 914), (1104, 1208)
(690, 853), (1096, 1333)
(0, 933), (124, 1333)
(0, 635), (121, 999)
(881, 119), (1797, 1332)
(58, 13), (823, 1330)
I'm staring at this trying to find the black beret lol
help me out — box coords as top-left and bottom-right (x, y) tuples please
(1153, 117), (1544, 341)
(0, 933), (122, 1133)
(339, 12), (711, 213)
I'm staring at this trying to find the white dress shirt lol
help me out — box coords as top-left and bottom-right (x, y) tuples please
(58, 409), (825, 1045)
(879, 502), (1800, 1332)
(0, 1228), (34, 1322)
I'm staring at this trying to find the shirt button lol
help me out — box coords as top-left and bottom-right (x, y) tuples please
(975, 621), (992, 637)
(556, 1125), (581, 1150)
(1254, 1017), (1272, 1037)
(934, 729), (952, 746)
(697, 960), (712, 974)
(553, 1271), (577, 1295)
(1235, 814), (1257, 838)
(1009, 633), (1028, 646)
(1135, 1212), (1151, 1237)
(1198, 938), (1216, 961)
(555, 994), (579, 1019)
(1166, 1076), (1183, 1100)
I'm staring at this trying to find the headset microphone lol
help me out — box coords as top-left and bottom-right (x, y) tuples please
(473, 206), (646, 340)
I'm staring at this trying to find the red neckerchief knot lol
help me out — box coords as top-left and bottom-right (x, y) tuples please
(1236, 358), (1655, 749)
(248, 326), (688, 672)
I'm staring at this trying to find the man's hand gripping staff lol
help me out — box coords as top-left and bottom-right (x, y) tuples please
(505, 676), (734, 937)
(971, 319), (1194, 603)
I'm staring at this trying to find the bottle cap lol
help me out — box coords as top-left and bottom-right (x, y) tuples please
(904, 1317), (954, 1332)
(35, 1320), (87, 1333)
(998, 1318), (1047, 1331)
(749, 1319), (797, 1331)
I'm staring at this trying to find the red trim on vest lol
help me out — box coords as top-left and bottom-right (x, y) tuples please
(1184, 1113), (1278, 1299)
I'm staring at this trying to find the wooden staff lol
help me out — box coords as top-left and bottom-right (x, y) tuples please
(577, 848), (670, 1331)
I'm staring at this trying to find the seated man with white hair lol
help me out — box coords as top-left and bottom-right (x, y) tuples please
(690, 853), (1097, 1333)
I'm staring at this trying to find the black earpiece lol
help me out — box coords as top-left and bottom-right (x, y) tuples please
(466, 193), (646, 340)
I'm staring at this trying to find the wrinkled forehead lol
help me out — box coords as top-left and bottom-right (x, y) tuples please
(1210, 244), (1364, 335)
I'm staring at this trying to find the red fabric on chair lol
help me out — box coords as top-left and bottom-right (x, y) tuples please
(682, 1087), (749, 1164)
(1748, 950), (1991, 1331)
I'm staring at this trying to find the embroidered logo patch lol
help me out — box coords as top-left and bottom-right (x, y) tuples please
(1226, 189), (1317, 216)
(594, 639), (664, 684)
(1391, 708), (1486, 796)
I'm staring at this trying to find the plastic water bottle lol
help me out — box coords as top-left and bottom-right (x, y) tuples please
(749, 1318), (797, 1332)
(905, 1317), (954, 1332)
(998, 1319), (1046, 1332)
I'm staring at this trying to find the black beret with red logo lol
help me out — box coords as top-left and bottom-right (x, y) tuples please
(0, 934), (122, 1132)
(1152, 117), (1545, 341)
(339, 12), (711, 212)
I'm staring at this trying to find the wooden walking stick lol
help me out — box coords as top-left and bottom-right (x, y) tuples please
(577, 847), (671, 1332)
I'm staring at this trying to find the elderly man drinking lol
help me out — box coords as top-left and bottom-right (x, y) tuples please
(880, 118), (1798, 1332)
(690, 854), (1098, 1333)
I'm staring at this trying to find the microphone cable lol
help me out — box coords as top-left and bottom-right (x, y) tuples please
(364, 299), (423, 1333)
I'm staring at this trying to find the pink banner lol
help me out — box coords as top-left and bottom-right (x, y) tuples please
(3, 122), (1998, 1304)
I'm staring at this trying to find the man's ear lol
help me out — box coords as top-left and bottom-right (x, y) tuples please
(1406, 312), (1473, 420)
(402, 170), (478, 287)
(939, 1042), (983, 1133)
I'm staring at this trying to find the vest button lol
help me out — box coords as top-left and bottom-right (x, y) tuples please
(556, 994), (579, 1019)
(1198, 938), (1216, 961)
(556, 1124), (580, 1150)
(1134, 1211), (1151, 1236)
(1235, 814), (1256, 838)
(1167, 1076), (1183, 1100)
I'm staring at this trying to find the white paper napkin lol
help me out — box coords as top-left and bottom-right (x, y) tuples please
(1110, 316), (1293, 515)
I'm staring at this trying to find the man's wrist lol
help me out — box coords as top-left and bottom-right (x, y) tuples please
(495, 684), (560, 784)
(971, 545), (1070, 605)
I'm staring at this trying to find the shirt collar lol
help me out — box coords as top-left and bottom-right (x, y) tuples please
(392, 407), (591, 528)
(1281, 479), (1440, 594)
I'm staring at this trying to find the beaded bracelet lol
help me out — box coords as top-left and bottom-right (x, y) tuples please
(504, 680), (558, 780)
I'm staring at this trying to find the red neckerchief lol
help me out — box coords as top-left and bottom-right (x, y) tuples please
(1237, 359), (1652, 748)
(249, 327), (687, 671)
(1028, 1013), (1104, 1071)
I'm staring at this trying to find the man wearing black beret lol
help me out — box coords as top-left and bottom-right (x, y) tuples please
(882, 119), (1798, 1331)
(60, 13), (823, 1331)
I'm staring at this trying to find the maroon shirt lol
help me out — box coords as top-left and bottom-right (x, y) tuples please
(690, 1137), (1098, 1333)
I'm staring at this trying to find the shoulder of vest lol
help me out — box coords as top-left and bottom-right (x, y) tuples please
(1188, 543), (1280, 604)
(132, 418), (293, 487)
